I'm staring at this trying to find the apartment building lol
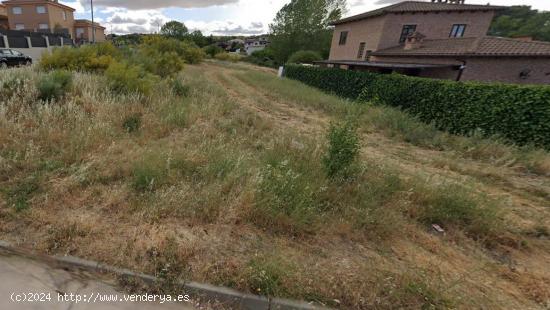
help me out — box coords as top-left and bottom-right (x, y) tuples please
(1, 0), (105, 42)
(322, 0), (550, 85)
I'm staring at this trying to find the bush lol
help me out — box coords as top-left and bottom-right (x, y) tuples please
(214, 52), (242, 62)
(244, 48), (279, 68)
(105, 62), (157, 96)
(287, 50), (322, 64)
(39, 43), (118, 72)
(203, 45), (224, 58)
(285, 65), (550, 149)
(323, 121), (360, 178)
(140, 35), (204, 65)
(36, 70), (72, 101)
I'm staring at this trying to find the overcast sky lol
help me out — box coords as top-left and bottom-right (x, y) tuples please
(59, 0), (550, 35)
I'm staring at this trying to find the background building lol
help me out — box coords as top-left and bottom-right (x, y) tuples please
(1, 0), (105, 41)
(322, 0), (550, 85)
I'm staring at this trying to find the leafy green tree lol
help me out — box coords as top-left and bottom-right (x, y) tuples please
(160, 21), (188, 40)
(188, 30), (210, 47)
(269, 0), (346, 63)
(489, 6), (550, 42)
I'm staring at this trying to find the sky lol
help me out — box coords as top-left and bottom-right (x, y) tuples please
(59, 0), (550, 36)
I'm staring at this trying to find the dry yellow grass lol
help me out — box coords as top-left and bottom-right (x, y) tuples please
(1, 62), (549, 309)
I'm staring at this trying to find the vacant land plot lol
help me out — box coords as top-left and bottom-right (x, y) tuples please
(1, 61), (549, 309)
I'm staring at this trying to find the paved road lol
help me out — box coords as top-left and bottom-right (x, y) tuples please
(0, 250), (196, 310)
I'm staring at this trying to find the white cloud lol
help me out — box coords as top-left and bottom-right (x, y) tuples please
(78, 0), (238, 10)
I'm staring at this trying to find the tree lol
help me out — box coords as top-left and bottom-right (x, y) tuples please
(160, 21), (188, 40)
(489, 6), (550, 42)
(188, 30), (209, 47)
(269, 0), (346, 63)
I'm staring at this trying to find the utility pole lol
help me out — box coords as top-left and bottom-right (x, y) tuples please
(91, 0), (95, 43)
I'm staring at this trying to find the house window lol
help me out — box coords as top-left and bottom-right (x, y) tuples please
(36, 6), (46, 14)
(399, 25), (417, 43)
(62, 11), (67, 20)
(12, 7), (22, 15)
(357, 42), (366, 59)
(339, 31), (348, 45)
(15, 23), (24, 30)
(76, 27), (84, 38)
(38, 23), (49, 30)
(450, 24), (466, 38)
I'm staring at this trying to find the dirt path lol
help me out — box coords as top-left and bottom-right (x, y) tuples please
(202, 62), (550, 232)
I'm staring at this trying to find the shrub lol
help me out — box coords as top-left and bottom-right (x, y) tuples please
(284, 64), (377, 100)
(244, 48), (279, 68)
(214, 52), (242, 62)
(203, 45), (224, 58)
(39, 43), (118, 72)
(140, 35), (204, 65)
(287, 50), (322, 64)
(141, 50), (184, 78)
(285, 65), (550, 149)
(105, 62), (156, 95)
(36, 70), (72, 101)
(323, 121), (360, 178)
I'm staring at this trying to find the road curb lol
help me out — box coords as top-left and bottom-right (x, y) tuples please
(0, 240), (329, 310)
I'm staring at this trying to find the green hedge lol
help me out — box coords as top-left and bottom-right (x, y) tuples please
(284, 65), (550, 149)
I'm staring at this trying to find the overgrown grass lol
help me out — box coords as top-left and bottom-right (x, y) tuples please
(0, 62), (548, 309)
(234, 69), (550, 176)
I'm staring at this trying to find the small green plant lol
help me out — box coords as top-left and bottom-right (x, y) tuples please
(36, 70), (72, 101)
(412, 183), (500, 240)
(323, 121), (360, 178)
(1, 76), (27, 99)
(245, 256), (289, 296)
(123, 114), (142, 133)
(4, 179), (40, 212)
(171, 78), (190, 97)
(131, 155), (167, 192)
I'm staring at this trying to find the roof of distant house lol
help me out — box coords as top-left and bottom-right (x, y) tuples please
(331, 1), (505, 25)
(75, 19), (106, 30)
(371, 36), (550, 57)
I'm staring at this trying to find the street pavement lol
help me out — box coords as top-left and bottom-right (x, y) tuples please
(0, 250), (196, 310)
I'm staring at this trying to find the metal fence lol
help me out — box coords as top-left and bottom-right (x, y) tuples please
(7, 36), (28, 48)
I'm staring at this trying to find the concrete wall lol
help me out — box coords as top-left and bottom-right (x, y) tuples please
(1, 35), (57, 61)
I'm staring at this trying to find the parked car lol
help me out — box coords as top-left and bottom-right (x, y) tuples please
(0, 49), (33, 68)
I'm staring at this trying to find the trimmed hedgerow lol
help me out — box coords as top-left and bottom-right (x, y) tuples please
(284, 65), (550, 149)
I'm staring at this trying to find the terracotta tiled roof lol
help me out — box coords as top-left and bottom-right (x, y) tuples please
(331, 1), (504, 25)
(371, 36), (550, 57)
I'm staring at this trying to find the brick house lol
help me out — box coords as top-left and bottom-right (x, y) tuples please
(0, 4), (8, 29)
(322, 0), (550, 85)
(1, 0), (105, 42)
